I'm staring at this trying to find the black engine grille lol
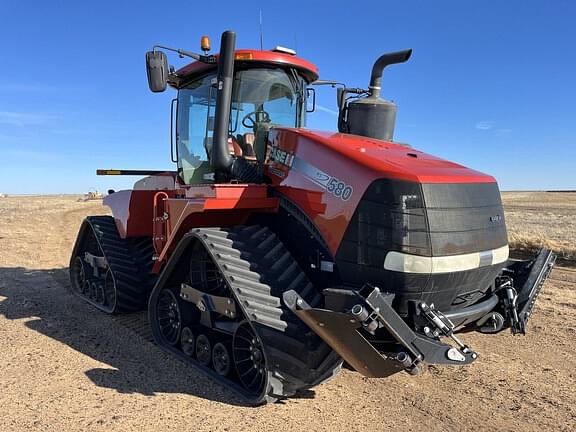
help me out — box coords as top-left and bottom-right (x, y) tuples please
(334, 179), (508, 312)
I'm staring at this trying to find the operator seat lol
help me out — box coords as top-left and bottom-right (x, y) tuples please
(227, 137), (243, 157)
(205, 136), (252, 159)
(235, 133), (257, 161)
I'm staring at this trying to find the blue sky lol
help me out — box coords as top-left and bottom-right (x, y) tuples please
(0, 0), (574, 193)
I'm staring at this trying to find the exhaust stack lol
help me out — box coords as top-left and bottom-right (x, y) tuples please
(368, 49), (412, 98)
(346, 49), (412, 142)
(211, 31), (261, 183)
(211, 31), (236, 176)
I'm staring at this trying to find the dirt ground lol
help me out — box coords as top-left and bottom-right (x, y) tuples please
(0, 195), (575, 432)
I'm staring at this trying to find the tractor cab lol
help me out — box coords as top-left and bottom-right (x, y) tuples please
(176, 64), (308, 184)
(145, 39), (318, 185)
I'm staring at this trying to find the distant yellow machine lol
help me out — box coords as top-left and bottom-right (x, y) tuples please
(78, 190), (103, 201)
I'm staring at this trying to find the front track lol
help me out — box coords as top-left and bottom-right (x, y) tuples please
(148, 225), (342, 404)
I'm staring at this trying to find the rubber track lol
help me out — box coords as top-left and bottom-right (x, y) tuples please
(520, 252), (556, 321)
(192, 226), (342, 400)
(70, 216), (157, 313)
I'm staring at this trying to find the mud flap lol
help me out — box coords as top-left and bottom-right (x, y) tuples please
(283, 288), (477, 378)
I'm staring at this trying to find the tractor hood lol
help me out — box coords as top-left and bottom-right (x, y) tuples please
(265, 127), (504, 261)
(270, 128), (495, 185)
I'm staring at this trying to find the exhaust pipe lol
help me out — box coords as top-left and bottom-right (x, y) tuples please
(344, 48), (412, 141)
(368, 49), (412, 98)
(211, 30), (261, 183)
(211, 30), (236, 175)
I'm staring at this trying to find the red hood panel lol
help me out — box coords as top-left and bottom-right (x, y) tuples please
(286, 129), (495, 184)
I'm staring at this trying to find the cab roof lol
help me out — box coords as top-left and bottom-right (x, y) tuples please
(172, 49), (319, 88)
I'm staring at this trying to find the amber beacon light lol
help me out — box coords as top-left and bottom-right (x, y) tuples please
(200, 35), (211, 53)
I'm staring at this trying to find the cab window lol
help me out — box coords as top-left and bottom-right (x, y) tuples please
(177, 67), (306, 184)
(177, 73), (216, 184)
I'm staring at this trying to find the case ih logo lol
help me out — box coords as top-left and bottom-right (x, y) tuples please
(269, 145), (354, 201)
(269, 146), (294, 167)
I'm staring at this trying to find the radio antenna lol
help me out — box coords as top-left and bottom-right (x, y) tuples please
(259, 9), (264, 50)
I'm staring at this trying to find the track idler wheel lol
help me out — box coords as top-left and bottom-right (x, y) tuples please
(180, 327), (195, 356)
(212, 342), (231, 377)
(233, 322), (266, 395)
(196, 334), (212, 366)
(155, 289), (182, 346)
(70, 256), (89, 295)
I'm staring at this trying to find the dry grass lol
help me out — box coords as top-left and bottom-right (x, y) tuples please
(502, 192), (576, 261)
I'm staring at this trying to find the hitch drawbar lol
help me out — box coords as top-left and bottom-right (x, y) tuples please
(283, 287), (477, 378)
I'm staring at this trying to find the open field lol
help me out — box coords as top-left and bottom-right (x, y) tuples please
(503, 192), (576, 261)
(0, 194), (575, 431)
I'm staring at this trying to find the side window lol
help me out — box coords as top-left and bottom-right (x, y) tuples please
(177, 74), (216, 184)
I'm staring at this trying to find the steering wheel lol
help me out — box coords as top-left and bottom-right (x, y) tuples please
(241, 110), (271, 129)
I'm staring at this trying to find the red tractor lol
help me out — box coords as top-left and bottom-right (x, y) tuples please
(70, 31), (555, 404)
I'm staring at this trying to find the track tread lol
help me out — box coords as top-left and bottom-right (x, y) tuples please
(69, 216), (157, 313)
(190, 226), (343, 400)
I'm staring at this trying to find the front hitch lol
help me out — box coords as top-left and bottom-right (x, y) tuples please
(283, 286), (477, 378)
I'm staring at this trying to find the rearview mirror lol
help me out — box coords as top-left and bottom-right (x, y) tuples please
(145, 51), (168, 92)
(336, 88), (344, 109)
(306, 88), (316, 113)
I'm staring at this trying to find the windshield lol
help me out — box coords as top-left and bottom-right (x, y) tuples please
(230, 68), (306, 133)
(177, 67), (306, 184)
